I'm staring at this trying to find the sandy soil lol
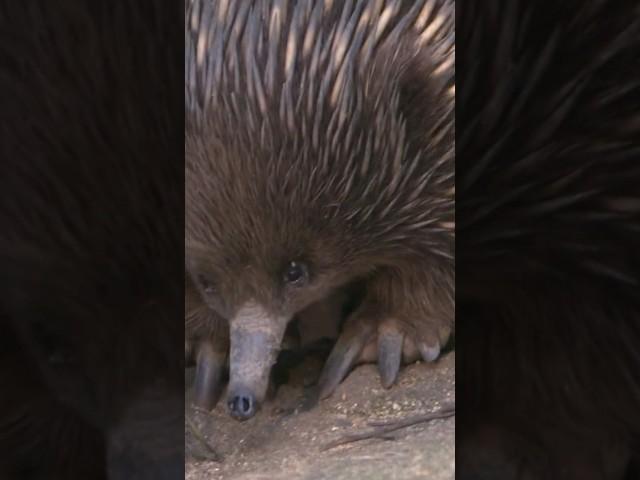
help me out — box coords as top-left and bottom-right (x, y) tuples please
(185, 351), (455, 480)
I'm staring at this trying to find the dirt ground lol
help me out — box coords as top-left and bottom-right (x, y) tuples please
(185, 351), (455, 480)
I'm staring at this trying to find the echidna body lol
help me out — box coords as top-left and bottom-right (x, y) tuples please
(458, 1), (640, 477)
(185, 0), (454, 420)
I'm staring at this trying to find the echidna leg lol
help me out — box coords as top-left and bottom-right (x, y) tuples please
(295, 288), (346, 348)
(318, 270), (452, 398)
(186, 274), (231, 411)
(192, 336), (228, 411)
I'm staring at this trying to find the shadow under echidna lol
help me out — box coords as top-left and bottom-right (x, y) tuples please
(185, 0), (454, 420)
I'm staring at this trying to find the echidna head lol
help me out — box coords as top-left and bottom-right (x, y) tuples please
(186, 197), (369, 419)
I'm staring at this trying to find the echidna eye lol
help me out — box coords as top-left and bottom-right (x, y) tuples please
(283, 261), (308, 286)
(197, 274), (215, 294)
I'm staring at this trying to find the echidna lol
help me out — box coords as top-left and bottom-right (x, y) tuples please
(185, 0), (454, 420)
(0, 1), (183, 478)
(457, 1), (640, 477)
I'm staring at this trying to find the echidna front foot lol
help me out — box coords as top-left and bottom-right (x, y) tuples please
(186, 275), (230, 411)
(318, 293), (450, 399)
(192, 339), (227, 411)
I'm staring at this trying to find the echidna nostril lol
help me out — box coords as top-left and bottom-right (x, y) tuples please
(228, 392), (256, 421)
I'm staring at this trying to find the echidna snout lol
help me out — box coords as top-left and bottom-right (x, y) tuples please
(225, 302), (289, 420)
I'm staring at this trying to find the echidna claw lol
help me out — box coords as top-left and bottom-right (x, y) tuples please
(192, 341), (226, 411)
(317, 328), (369, 400)
(377, 329), (404, 388)
(419, 342), (441, 363)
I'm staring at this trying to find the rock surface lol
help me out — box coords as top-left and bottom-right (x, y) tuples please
(186, 352), (455, 480)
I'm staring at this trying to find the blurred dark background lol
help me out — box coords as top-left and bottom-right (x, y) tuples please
(456, 1), (640, 479)
(0, 2), (183, 479)
(2, 1), (640, 479)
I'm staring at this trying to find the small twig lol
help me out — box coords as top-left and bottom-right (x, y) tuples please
(321, 404), (455, 452)
(368, 403), (456, 429)
(186, 414), (221, 462)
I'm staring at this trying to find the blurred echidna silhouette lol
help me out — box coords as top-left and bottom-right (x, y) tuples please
(457, 1), (640, 478)
(0, 2), (182, 479)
